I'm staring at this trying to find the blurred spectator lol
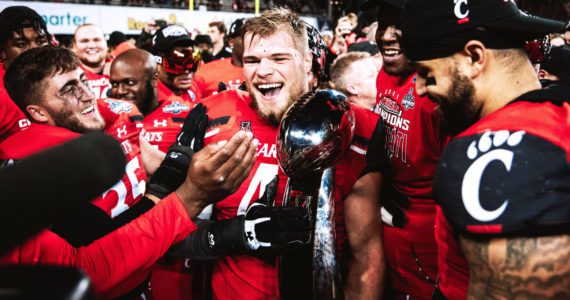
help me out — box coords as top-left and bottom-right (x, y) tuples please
(195, 34), (214, 63)
(192, 18), (246, 98)
(108, 31), (136, 60)
(208, 21), (231, 60)
(330, 51), (379, 110)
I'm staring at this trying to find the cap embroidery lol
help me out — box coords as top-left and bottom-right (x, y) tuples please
(454, 0), (470, 24)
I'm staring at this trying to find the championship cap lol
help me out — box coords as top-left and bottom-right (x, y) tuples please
(228, 18), (246, 38)
(348, 41), (380, 55)
(400, 0), (568, 61)
(152, 25), (195, 54)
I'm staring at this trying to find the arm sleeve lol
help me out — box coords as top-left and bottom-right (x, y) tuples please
(2, 193), (196, 298)
(50, 197), (156, 247)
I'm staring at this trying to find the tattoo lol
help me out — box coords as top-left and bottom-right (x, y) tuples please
(460, 235), (570, 300)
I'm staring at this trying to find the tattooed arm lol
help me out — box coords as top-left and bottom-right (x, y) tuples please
(459, 235), (570, 300)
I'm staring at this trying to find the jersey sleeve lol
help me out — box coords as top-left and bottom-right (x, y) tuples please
(435, 130), (570, 236)
(0, 193), (196, 298)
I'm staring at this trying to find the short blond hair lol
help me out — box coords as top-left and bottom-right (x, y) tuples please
(330, 51), (371, 95)
(243, 7), (308, 54)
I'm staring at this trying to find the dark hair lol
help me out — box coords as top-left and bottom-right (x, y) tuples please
(0, 7), (51, 48)
(4, 46), (79, 117)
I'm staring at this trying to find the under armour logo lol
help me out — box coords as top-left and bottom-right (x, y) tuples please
(208, 232), (215, 247)
(461, 130), (525, 222)
(154, 119), (167, 127)
(116, 125), (127, 138)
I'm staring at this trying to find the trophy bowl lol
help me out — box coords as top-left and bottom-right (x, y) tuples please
(277, 89), (355, 179)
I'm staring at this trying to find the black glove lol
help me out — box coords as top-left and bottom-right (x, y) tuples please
(147, 103), (209, 199)
(218, 82), (227, 93)
(168, 176), (312, 260)
(242, 176), (312, 252)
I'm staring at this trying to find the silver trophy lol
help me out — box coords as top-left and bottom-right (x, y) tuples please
(277, 89), (355, 300)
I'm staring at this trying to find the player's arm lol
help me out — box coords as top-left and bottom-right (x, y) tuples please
(4, 130), (259, 298)
(168, 176), (312, 260)
(460, 234), (570, 300)
(344, 171), (385, 299)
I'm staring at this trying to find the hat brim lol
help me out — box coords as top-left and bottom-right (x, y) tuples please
(360, 0), (405, 11)
(488, 12), (567, 39)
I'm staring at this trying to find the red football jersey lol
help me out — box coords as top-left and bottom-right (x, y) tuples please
(0, 63), (30, 143)
(97, 98), (146, 217)
(147, 81), (200, 300)
(141, 82), (196, 153)
(81, 66), (110, 99)
(373, 69), (445, 299)
(191, 59), (245, 99)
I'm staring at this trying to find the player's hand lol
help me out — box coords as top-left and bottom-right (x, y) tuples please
(147, 104), (209, 199)
(243, 176), (312, 252)
(335, 16), (353, 38)
(176, 130), (258, 217)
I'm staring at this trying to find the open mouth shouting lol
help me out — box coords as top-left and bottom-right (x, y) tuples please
(255, 82), (284, 99)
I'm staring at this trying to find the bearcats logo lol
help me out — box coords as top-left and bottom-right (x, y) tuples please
(461, 130), (525, 222)
(105, 99), (132, 114)
(163, 101), (190, 114)
(453, 0), (469, 20)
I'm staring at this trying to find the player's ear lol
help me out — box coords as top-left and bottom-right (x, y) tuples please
(462, 40), (486, 79)
(151, 71), (159, 88)
(346, 83), (358, 95)
(303, 51), (312, 74)
(26, 105), (50, 124)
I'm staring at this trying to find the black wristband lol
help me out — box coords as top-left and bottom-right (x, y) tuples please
(205, 216), (248, 255)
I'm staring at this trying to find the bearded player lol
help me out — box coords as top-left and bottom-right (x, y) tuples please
(177, 8), (383, 299)
(0, 45), (258, 298)
(400, 0), (569, 298)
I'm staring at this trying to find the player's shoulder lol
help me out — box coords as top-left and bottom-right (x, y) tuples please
(436, 87), (570, 237)
(0, 124), (78, 159)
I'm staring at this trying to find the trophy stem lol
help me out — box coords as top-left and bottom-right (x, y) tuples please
(313, 168), (342, 300)
(279, 168), (342, 300)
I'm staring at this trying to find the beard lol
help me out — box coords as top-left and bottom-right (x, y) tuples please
(47, 106), (104, 134)
(137, 81), (157, 115)
(250, 71), (308, 126)
(435, 68), (481, 136)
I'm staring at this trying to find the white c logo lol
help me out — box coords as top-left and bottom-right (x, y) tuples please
(461, 149), (511, 222)
(454, 0), (469, 19)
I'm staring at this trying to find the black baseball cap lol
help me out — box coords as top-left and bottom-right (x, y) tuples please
(0, 6), (47, 36)
(228, 18), (245, 38)
(401, 0), (567, 61)
(152, 25), (195, 54)
(348, 41), (380, 55)
(194, 34), (212, 47)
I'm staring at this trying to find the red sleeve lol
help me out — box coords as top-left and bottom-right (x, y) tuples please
(0, 193), (196, 298)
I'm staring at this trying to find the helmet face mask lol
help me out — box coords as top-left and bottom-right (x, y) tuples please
(305, 22), (328, 82)
(157, 47), (201, 74)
